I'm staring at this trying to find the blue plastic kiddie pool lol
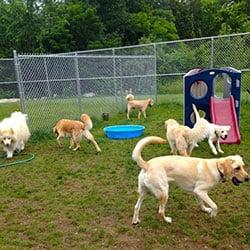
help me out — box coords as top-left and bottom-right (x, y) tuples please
(103, 125), (145, 139)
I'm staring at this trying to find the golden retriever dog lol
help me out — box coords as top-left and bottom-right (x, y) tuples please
(192, 104), (231, 155)
(164, 118), (207, 156)
(0, 112), (30, 158)
(132, 136), (249, 224)
(53, 114), (101, 153)
(126, 94), (154, 119)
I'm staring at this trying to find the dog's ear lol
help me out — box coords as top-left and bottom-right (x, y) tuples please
(217, 159), (233, 177)
(225, 125), (231, 131)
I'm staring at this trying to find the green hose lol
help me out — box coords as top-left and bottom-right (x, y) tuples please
(0, 152), (35, 168)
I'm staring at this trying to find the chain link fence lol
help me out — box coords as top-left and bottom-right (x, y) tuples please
(13, 48), (156, 131)
(0, 32), (249, 132)
(0, 59), (19, 99)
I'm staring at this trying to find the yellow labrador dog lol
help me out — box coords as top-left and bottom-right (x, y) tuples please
(126, 94), (154, 119)
(132, 136), (249, 224)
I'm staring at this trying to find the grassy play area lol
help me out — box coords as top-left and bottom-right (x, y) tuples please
(0, 100), (249, 249)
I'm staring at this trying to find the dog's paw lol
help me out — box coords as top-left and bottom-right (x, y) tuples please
(218, 149), (224, 154)
(210, 209), (217, 218)
(212, 150), (218, 155)
(202, 207), (212, 214)
(132, 218), (140, 225)
(164, 216), (172, 224)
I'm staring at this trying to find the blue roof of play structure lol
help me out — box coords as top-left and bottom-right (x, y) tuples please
(184, 67), (241, 77)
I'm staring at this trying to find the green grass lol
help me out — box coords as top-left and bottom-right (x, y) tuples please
(0, 101), (249, 249)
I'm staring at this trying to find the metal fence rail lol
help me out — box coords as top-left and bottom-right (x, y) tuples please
(0, 32), (249, 132)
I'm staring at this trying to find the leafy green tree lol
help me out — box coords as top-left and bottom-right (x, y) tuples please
(0, 0), (40, 57)
(38, 0), (104, 53)
(127, 9), (178, 44)
(219, 0), (250, 34)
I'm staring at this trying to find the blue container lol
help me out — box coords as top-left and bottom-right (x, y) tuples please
(103, 125), (145, 139)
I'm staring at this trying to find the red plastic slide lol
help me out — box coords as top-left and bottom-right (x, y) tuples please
(210, 96), (241, 144)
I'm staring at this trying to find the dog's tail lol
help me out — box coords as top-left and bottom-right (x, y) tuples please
(80, 114), (93, 130)
(192, 104), (201, 123)
(126, 94), (134, 101)
(132, 136), (167, 171)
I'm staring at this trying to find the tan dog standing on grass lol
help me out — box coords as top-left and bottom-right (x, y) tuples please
(53, 114), (101, 153)
(126, 94), (154, 119)
(132, 136), (249, 225)
(164, 118), (207, 156)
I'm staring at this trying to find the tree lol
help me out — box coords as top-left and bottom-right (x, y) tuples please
(38, 0), (104, 53)
(0, 0), (40, 57)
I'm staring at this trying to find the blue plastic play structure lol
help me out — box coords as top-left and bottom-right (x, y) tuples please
(183, 67), (241, 128)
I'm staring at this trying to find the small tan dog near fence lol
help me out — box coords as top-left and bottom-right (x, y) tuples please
(126, 94), (154, 119)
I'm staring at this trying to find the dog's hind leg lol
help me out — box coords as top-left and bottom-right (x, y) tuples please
(170, 145), (177, 155)
(142, 110), (146, 118)
(82, 130), (101, 153)
(187, 144), (196, 156)
(127, 106), (131, 119)
(158, 189), (172, 223)
(138, 110), (142, 119)
(72, 132), (81, 151)
(132, 187), (146, 225)
(176, 137), (188, 156)
(69, 138), (74, 149)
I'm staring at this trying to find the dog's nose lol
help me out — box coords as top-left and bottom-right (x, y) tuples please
(245, 176), (250, 182)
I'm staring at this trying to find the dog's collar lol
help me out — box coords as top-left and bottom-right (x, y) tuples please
(217, 167), (226, 183)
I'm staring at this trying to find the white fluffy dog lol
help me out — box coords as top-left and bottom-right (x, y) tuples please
(0, 112), (31, 158)
(192, 104), (231, 155)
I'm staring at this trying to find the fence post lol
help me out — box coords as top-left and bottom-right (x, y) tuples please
(74, 52), (83, 114)
(13, 50), (27, 115)
(153, 43), (158, 103)
(43, 57), (52, 98)
(210, 37), (214, 68)
(112, 48), (119, 109)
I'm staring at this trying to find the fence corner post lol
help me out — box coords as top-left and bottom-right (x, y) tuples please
(13, 50), (27, 115)
(74, 52), (83, 114)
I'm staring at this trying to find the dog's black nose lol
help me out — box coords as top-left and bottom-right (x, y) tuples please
(245, 176), (250, 182)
